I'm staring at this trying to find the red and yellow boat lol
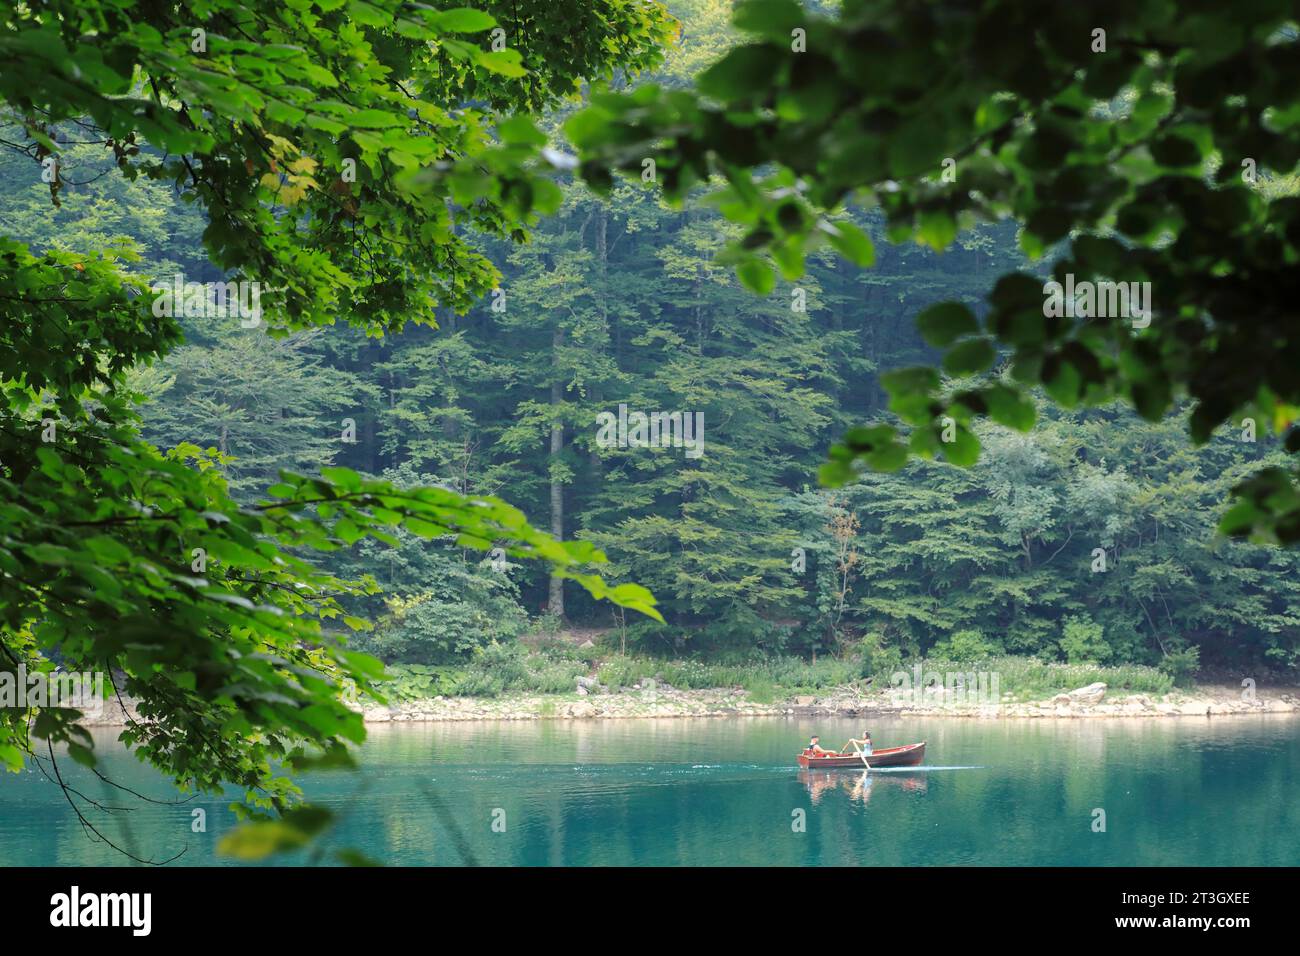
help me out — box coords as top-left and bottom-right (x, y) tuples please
(796, 741), (926, 769)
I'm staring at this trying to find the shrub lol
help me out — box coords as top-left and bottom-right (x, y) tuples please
(379, 664), (461, 701)
(527, 660), (588, 694)
(452, 641), (531, 696)
(363, 574), (528, 665)
(1059, 614), (1111, 664)
(858, 634), (904, 681)
(930, 629), (1002, 663)
(1158, 641), (1201, 688)
(451, 669), (507, 698)
(447, 641), (590, 697)
(977, 655), (1172, 699)
(596, 655), (657, 689)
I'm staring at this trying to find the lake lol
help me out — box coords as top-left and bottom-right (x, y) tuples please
(2, 715), (1297, 866)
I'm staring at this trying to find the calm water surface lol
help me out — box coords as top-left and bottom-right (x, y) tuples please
(2, 716), (1297, 866)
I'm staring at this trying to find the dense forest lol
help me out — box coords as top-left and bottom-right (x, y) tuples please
(6, 1), (1300, 870)
(5, 0), (1295, 687)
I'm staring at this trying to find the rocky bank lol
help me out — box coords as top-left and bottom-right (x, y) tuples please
(81, 680), (1300, 726)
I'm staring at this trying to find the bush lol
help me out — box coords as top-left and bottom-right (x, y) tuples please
(657, 660), (732, 689)
(527, 660), (588, 694)
(362, 569), (528, 666)
(596, 655), (657, 689)
(930, 628), (1002, 663)
(766, 655), (857, 690)
(451, 668), (508, 698)
(1158, 641), (1201, 688)
(380, 664), (462, 701)
(446, 641), (590, 697)
(531, 637), (587, 663)
(1059, 614), (1111, 664)
(454, 641), (531, 695)
(976, 655), (1172, 699)
(858, 634), (905, 681)
(598, 653), (857, 697)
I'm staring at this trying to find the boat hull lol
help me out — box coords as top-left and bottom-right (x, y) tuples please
(796, 742), (925, 769)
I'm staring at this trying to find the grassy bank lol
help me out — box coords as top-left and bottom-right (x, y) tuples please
(374, 641), (1177, 706)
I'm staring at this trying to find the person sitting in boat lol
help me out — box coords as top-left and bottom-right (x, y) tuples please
(806, 735), (834, 755)
(845, 730), (873, 755)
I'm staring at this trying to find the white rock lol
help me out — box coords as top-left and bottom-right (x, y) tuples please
(1067, 682), (1107, 705)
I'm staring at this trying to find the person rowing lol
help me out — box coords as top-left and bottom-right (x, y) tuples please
(839, 730), (874, 769)
(844, 730), (873, 756)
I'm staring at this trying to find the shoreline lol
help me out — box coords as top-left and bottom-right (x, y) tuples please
(81, 682), (1300, 726)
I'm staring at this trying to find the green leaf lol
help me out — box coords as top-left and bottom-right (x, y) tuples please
(477, 49), (527, 78)
(698, 45), (777, 101)
(864, 441), (910, 472)
(83, 535), (133, 564)
(943, 338), (997, 375)
(348, 1), (390, 28)
(917, 209), (957, 250)
(917, 302), (979, 347)
(497, 116), (547, 147)
(432, 8), (497, 32)
(940, 425), (981, 467)
(818, 459), (856, 487)
(736, 258), (776, 295)
(732, 0), (806, 38)
(1042, 353), (1083, 406)
(822, 220), (875, 267)
(880, 366), (940, 398)
(0, 744), (23, 773)
(67, 743), (97, 768)
(347, 109), (406, 130)
(842, 424), (897, 451)
(320, 466), (361, 491)
(983, 385), (1037, 431)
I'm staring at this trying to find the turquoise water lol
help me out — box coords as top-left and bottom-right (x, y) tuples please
(2, 715), (1297, 866)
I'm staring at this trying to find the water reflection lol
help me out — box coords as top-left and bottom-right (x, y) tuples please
(799, 768), (929, 806)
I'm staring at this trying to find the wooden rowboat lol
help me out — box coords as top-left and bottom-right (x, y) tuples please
(796, 742), (925, 769)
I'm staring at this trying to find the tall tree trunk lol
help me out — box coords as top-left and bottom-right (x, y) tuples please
(548, 327), (566, 620)
(590, 209), (608, 473)
(440, 307), (460, 445)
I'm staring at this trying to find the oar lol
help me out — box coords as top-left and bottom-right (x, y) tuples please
(844, 740), (870, 771)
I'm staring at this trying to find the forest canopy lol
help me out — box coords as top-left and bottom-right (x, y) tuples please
(569, 0), (1300, 542)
